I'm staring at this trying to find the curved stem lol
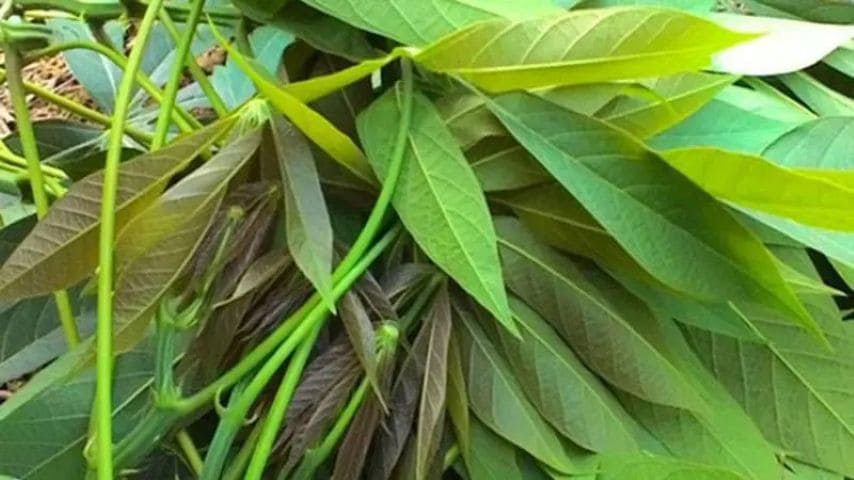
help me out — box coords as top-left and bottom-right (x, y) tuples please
(3, 43), (80, 347)
(176, 429), (204, 476)
(243, 321), (323, 480)
(158, 9), (229, 118)
(26, 40), (201, 134)
(0, 146), (68, 180)
(94, 1), (166, 478)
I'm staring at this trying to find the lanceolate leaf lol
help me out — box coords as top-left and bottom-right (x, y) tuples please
(497, 297), (642, 453)
(685, 249), (854, 477)
(490, 92), (821, 341)
(358, 86), (513, 332)
(662, 147), (854, 231)
(415, 8), (749, 92)
(454, 301), (583, 474)
(414, 287), (451, 480)
(779, 73), (854, 117)
(464, 418), (525, 480)
(495, 217), (704, 412)
(112, 132), (262, 352)
(339, 292), (380, 402)
(270, 115), (335, 310)
(301, 0), (559, 46)
(0, 120), (233, 301)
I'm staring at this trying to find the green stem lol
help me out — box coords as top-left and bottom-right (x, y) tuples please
(158, 9), (229, 118)
(222, 421), (262, 480)
(197, 225), (401, 479)
(291, 378), (370, 480)
(176, 429), (204, 477)
(151, 0), (206, 149)
(0, 70), (153, 145)
(3, 43), (80, 347)
(94, 1), (166, 478)
(167, 58), (414, 414)
(26, 40), (201, 134)
(243, 321), (324, 480)
(0, 142), (68, 180)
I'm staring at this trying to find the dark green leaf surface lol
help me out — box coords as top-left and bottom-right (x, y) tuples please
(491, 92), (820, 340)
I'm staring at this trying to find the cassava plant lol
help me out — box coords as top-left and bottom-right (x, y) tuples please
(0, 0), (853, 479)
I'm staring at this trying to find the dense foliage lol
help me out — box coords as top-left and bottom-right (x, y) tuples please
(0, 0), (852, 479)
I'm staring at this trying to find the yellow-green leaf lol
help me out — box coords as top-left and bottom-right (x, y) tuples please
(663, 147), (854, 232)
(415, 8), (750, 92)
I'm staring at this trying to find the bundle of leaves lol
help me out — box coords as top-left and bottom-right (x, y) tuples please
(0, 0), (853, 479)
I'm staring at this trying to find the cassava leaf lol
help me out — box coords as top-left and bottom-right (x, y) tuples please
(414, 287), (451, 480)
(358, 85), (513, 332)
(490, 91), (822, 341)
(464, 417), (525, 480)
(301, 0), (559, 46)
(0, 120), (233, 301)
(112, 131), (262, 352)
(270, 115), (335, 310)
(662, 147), (854, 231)
(265, 2), (376, 61)
(746, 0), (854, 23)
(469, 138), (549, 192)
(779, 72), (854, 117)
(495, 217), (704, 412)
(415, 8), (749, 92)
(685, 249), (854, 477)
(454, 301), (588, 474)
(496, 297), (642, 454)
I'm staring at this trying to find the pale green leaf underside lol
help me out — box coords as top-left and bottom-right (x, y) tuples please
(490, 92), (820, 342)
(416, 7), (749, 91)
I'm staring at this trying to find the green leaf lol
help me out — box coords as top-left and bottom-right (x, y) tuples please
(469, 138), (549, 193)
(213, 26), (376, 188)
(650, 85), (813, 154)
(597, 455), (749, 480)
(301, 0), (559, 46)
(825, 45), (854, 77)
(338, 292), (379, 402)
(490, 92), (821, 341)
(576, 0), (717, 10)
(454, 302), (584, 474)
(415, 8), (749, 92)
(709, 14), (854, 75)
(415, 287), (451, 480)
(3, 120), (102, 160)
(210, 25), (293, 110)
(614, 310), (782, 480)
(358, 87), (513, 332)
(746, 0), (854, 24)
(662, 147), (854, 231)
(495, 217), (705, 412)
(0, 338), (157, 479)
(266, 2), (376, 62)
(112, 131), (262, 352)
(464, 417), (525, 480)
(436, 93), (506, 150)
(786, 459), (844, 480)
(270, 115), (335, 310)
(764, 117), (854, 170)
(685, 250), (854, 477)
(497, 296), (642, 453)
(0, 120), (233, 301)
(595, 73), (737, 139)
(779, 72), (854, 117)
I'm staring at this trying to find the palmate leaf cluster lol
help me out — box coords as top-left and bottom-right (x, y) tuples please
(0, 0), (852, 479)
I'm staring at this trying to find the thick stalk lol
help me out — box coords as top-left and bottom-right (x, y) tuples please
(3, 44), (80, 347)
(243, 322), (324, 480)
(151, 0), (207, 149)
(158, 10), (229, 118)
(94, 1), (166, 477)
(222, 422), (261, 480)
